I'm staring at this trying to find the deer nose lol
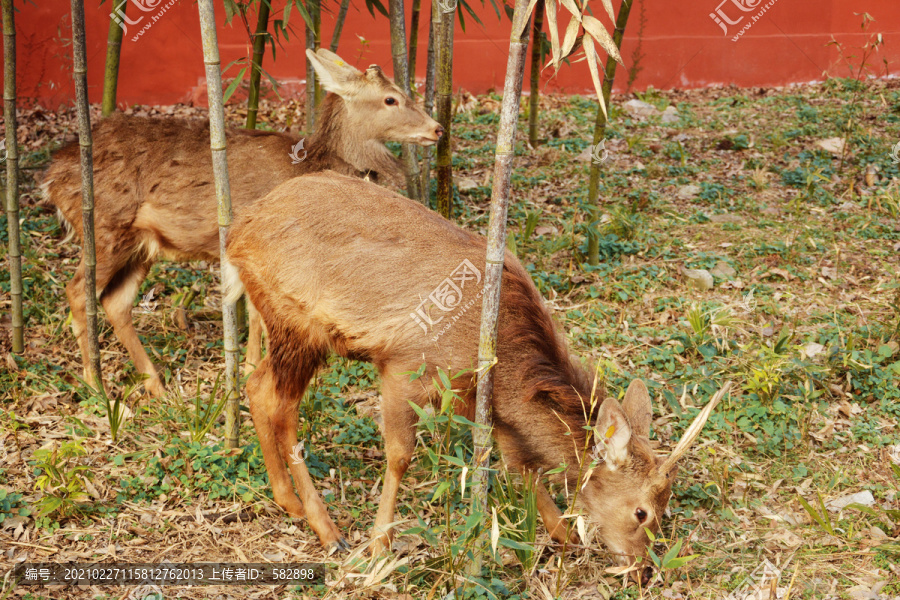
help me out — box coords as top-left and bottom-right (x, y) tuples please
(640, 566), (653, 587)
(435, 125), (444, 138)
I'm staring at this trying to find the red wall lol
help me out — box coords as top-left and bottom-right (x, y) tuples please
(10, 0), (900, 109)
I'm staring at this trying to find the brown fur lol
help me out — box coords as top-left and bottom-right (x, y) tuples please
(41, 50), (442, 397)
(226, 173), (682, 580)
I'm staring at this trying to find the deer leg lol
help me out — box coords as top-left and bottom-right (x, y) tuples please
(247, 354), (346, 551)
(533, 478), (580, 546)
(100, 258), (162, 397)
(244, 298), (264, 375)
(370, 371), (419, 556)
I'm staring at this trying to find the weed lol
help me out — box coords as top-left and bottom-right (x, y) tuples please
(32, 439), (93, 525)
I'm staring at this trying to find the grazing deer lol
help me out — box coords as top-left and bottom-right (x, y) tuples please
(41, 49), (442, 397)
(224, 172), (725, 584)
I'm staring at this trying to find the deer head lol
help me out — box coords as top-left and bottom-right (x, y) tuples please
(579, 380), (730, 585)
(306, 48), (443, 146)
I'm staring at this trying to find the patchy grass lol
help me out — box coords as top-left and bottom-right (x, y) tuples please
(1, 79), (899, 600)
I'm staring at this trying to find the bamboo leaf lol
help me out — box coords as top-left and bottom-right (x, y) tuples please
(582, 14), (622, 65)
(222, 67), (247, 104)
(459, 0), (484, 27)
(260, 66), (283, 99)
(486, 0), (502, 20)
(798, 495), (833, 535)
(498, 538), (535, 551)
(665, 555), (699, 569)
(600, 0), (615, 22)
(518, 0), (541, 37)
(661, 538), (683, 568)
(456, 2), (467, 32)
(365, 0), (389, 18)
(222, 0), (239, 24)
(560, 14), (580, 61)
(544, 0), (560, 70)
(490, 507), (500, 554)
(558, 0), (579, 21)
(582, 36), (607, 119)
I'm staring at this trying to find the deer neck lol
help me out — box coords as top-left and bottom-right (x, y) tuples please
(308, 95), (402, 178)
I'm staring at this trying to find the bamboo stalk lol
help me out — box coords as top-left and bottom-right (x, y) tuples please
(527, 0), (543, 146)
(408, 0), (421, 91)
(305, 0), (319, 132)
(329, 0), (351, 52)
(198, 0), (241, 448)
(313, 0), (324, 108)
(587, 0), (632, 267)
(434, 0), (454, 218)
(469, 0), (531, 576)
(245, 0), (270, 130)
(419, 7), (436, 206)
(3, 0), (22, 353)
(388, 0), (422, 202)
(69, 0), (101, 386)
(101, 0), (125, 116)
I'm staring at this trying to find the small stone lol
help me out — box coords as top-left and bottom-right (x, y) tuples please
(623, 99), (658, 118)
(815, 137), (846, 155)
(710, 261), (736, 278)
(681, 267), (713, 291)
(801, 342), (826, 359)
(661, 106), (679, 123)
(826, 490), (875, 512)
(456, 177), (480, 192)
(677, 184), (701, 200)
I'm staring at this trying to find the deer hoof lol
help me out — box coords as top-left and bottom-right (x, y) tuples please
(145, 377), (166, 398)
(326, 538), (351, 556)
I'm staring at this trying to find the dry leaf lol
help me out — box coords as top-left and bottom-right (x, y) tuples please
(545, 0), (560, 70)
(559, 0), (581, 21)
(581, 15), (622, 64)
(560, 15), (581, 61)
(520, 0), (542, 37)
(490, 507), (499, 554)
(582, 37), (606, 118)
(600, 0), (615, 21)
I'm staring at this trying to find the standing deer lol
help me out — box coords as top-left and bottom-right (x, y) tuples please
(41, 49), (443, 397)
(224, 172), (725, 584)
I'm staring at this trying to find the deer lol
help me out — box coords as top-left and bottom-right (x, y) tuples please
(224, 172), (727, 585)
(40, 48), (443, 398)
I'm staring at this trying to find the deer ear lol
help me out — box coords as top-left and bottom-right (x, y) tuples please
(594, 398), (633, 469)
(621, 379), (652, 439)
(306, 49), (363, 96)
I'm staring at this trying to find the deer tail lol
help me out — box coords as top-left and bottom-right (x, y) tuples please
(222, 258), (246, 306)
(40, 179), (77, 244)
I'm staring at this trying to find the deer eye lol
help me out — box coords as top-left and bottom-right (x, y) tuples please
(635, 508), (648, 523)
(385, 97), (398, 106)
